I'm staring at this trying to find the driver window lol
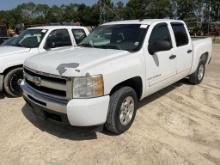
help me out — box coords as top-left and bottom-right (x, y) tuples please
(149, 24), (172, 50)
(46, 29), (72, 48)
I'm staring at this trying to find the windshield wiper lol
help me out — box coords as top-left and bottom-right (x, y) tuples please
(16, 43), (28, 48)
(79, 43), (123, 51)
(79, 43), (93, 48)
(96, 45), (121, 50)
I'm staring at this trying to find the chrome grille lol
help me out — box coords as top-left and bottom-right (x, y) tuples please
(23, 67), (72, 100)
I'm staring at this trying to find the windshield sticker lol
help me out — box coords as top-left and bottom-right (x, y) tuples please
(140, 25), (148, 29)
(134, 42), (139, 46)
(41, 29), (47, 33)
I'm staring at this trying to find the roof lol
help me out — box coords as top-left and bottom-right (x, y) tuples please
(28, 25), (86, 30)
(103, 19), (184, 25)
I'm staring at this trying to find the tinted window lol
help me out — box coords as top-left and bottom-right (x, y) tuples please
(171, 23), (189, 46)
(72, 29), (87, 45)
(46, 29), (71, 48)
(149, 24), (172, 45)
(148, 24), (172, 53)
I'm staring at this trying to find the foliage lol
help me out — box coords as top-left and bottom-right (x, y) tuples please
(0, 0), (219, 33)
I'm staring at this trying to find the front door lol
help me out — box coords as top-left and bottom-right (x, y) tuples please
(146, 23), (177, 88)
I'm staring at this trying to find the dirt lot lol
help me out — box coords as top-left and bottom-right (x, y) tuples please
(0, 45), (220, 165)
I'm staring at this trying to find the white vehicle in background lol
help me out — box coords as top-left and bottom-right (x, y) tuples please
(22, 19), (212, 134)
(0, 26), (89, 97)
(1, 36), (18, 46)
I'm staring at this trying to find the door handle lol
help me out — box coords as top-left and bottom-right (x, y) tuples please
(169, 55), (176, 60)
(187, 49), (192, 54)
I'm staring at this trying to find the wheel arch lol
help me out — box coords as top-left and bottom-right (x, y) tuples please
(3, 65), (23, 75)
(109, 76), (143, 100)
(199, 52), (209, 64)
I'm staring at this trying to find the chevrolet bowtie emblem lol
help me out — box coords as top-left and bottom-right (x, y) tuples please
(32, 76), (42, 86)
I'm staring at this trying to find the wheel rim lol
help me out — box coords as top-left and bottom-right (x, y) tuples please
(119, 96), (135, 126)
(198, 64), (204, 81)
(9, 71), (23, 95)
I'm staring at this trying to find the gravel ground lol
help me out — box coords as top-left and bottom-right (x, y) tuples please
(0, 45), (220, 165)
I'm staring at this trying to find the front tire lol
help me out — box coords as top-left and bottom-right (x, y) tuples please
(4, 68), (23, 97)
(189, 62), (205, 85)
(105, 87), (138, 134)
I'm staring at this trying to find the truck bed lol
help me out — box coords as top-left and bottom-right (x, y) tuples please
(191, 36), (209, 41)
(190, 36), (212, 74)
(191, 36), (212, 45)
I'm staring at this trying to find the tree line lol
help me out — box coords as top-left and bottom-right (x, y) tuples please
(0, 0), (219, 33)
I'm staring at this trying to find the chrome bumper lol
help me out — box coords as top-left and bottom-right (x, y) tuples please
(21, 80), (68, 114)
(0, 74), (3, 92)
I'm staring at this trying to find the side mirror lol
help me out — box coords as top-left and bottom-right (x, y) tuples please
(148, 40), (172, 55)
(44, 40), (56, 50)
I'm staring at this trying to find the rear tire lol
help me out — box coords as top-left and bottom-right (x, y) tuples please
(105, 87), (138, 134)
(4, 68), (23, 97)
(189, 62), (205, 85)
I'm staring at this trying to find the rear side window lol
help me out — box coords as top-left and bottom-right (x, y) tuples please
(171, 23), (189, 47)
(72, 29), (87, 45)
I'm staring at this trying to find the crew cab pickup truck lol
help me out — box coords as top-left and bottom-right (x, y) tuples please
(0, 26), (89, 97)
(21, 19), (212, 134)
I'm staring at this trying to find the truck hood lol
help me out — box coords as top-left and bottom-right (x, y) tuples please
(0, 46), (30, 57)
(24, 47), (129, 77)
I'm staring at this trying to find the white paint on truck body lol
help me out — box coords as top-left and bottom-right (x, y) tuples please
(22, 19), (213, 126)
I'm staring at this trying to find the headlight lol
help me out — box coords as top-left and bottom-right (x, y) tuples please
(73, 75), (104, 99)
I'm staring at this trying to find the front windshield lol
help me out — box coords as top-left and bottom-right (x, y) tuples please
(79, 24), (148, 52)
(7, 29), (47, 48)
(1, 37), (17, 46)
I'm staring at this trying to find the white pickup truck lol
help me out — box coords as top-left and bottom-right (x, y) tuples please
(0, 26), (89, 96)
(21, 19), (212, 134)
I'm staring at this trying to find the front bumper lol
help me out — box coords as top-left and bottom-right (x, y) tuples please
(0, 74), (3, 92)
(21, 80), (67, 114)
(21, 80), (110, 126)
(67, 96), (110, 126)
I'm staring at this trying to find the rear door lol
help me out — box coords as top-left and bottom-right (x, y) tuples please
(171, 23), (193, 75)
(147, 23), (177, 87)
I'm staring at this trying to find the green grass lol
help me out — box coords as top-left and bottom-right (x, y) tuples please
(213, 37), (220, 44)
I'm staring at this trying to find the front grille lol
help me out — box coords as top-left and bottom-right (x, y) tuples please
(26, 79), (66, 97)
(24, 68), (66, 84)
(24, 67), (72, 99)
(28, 95), (46, 106)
